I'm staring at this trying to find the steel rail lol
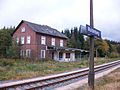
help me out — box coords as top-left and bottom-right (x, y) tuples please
(0, 60), (120, 90)
(22, 60), (120, 90)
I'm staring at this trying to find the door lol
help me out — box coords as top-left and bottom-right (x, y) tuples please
(52, 52), (54, 59)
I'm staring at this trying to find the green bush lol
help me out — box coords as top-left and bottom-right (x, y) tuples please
(0, 59), (15, 67)
(39, 58), (54, 62)
(108, 52), (119, 58)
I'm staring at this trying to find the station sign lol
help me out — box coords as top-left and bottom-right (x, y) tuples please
(80, 24), (101, 38)
(80, 25), (87, 35)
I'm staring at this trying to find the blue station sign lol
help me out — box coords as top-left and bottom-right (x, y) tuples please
(86, 24), (101, 38)
(80, 24), (101, 38)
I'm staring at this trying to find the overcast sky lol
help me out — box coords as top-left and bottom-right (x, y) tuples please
(0, 0), (120, 41)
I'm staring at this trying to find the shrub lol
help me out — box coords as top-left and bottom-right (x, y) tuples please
(108, 52), (119, 58)
(0, 59), (15, 67)
(39, 58), (54, 62)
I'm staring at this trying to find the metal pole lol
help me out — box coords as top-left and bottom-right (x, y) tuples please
(88, 0), (95, 90)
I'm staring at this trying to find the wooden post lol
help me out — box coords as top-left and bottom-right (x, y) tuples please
(88, 0), (95, 90)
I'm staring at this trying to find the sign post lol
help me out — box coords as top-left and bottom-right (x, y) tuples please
(80, 0), (101, 90)
(80, 24), (101, 90)
(88, 0), (94, 90)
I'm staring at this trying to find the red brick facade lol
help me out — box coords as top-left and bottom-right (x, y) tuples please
(13, 21), (67, 60)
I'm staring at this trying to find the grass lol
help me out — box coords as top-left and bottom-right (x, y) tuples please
(0, 57), (120, 81)
(81, 68), (120, 90)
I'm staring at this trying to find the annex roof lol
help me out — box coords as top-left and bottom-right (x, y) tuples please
(47, 46), (89, 52)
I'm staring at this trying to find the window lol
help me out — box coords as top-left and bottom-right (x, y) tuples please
(41, 36), (46, 45)
(16, 37), (19, 44)
(21, 27), (26, 32)
(20, 50), (25, 57)
(51, 38), (55, 46)
(21, 36), (25, 44)
(60, 40), (63, 47)
(26, 49), (31, 57)
(41, 50), (45, 58)
(66, 53), (70, 58)
(20, 50), (22, 56)
(26, 36), (31, 44)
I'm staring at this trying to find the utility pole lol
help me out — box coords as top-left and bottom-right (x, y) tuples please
(88, 0), (95, 90)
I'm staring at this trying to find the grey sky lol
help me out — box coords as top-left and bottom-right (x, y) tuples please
(0, 0), (120, 41)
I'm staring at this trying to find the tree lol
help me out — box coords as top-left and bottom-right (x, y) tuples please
(83, 37), (90, 50)
(105, 39), (120, 57)
(95, 39), (109, 57)
(0, 27), (14, 57)
(63, 27), (84, 49)
(116, 44), (120, 56)
(69, 29), (76, 48)
(6, 40), (20, 58)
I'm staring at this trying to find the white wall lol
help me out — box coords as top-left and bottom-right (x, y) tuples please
(54, 51), (76, 62)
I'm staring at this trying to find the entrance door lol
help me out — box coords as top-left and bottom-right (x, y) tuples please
(52, 52), (54, 59)
(41, 50), (45, 58)
(59, 52), (63, 60)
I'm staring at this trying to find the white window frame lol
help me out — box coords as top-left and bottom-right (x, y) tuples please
(41, 50), (45, 58)
(20, 50), (22, 56)
(51, 38), (55, 46)
(41, 36), (46, 45)
(60, 39), (63, 47)
(16, 37), (19, 44)
(21, 27), (26, 32)
(21, 36), (25, 44)
(26, 36), (31, 44)
(26, 49), (31, 57)
(20, 50), (25, 57)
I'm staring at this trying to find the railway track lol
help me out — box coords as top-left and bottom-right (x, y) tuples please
(0, 60), (120, 90)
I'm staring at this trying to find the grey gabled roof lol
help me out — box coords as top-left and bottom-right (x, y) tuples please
(23, 20), (67, 39)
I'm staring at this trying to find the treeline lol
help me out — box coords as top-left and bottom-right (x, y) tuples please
(62, 27), (84, 49)
(0, 26), (17, 58)
(0, 26), (120, 58)
(62, 27), (120, 58)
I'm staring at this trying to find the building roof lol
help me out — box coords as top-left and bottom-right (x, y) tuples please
(47, 46), (89, 52)
(56, 47), (89, 52)
(13, 20), (67, 39)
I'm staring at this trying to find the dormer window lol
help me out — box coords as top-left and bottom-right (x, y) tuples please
(21, 27), (26, 32)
